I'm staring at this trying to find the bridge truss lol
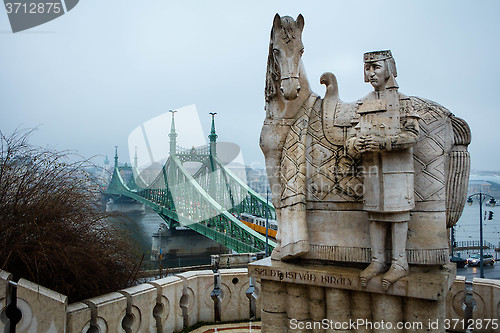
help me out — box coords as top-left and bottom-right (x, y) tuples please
(106, 113), (276, 253)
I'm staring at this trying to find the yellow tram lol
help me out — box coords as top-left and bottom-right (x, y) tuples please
(239, 213), (278, 238)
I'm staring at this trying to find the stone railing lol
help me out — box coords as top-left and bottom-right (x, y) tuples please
(446, 276), (500, 333)
(0, 268), (260, 332)
(1, 268), (499, 333)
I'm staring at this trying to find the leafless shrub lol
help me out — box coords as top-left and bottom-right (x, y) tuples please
(0, 129), (140, 302)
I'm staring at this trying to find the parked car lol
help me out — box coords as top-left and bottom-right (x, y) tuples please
(466, 254), (495, 266)
(450, 256), (467, 268)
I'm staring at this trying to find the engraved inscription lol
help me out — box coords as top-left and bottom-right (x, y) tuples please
(253, 267), (353, 286)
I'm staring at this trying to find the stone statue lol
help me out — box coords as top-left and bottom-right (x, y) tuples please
(254, 14), (472, 331)
(346, 50), (419, 289)
(260, 13), (470, 271)
(260, 13), (312, 260)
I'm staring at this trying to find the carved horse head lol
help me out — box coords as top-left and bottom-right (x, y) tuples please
(266, 14), (305, 101)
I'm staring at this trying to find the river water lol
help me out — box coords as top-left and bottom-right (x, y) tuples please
(116, 207), (229, 270)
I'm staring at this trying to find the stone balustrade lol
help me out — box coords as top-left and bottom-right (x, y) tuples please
(446, 276), (500, 333)
(0, 268), (498, 332)
(0, 268), (259, 332)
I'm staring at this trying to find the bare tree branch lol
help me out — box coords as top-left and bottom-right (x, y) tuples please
(0, 129), (140, 302)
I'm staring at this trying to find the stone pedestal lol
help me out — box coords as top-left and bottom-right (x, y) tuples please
(249, 258), (455, 333)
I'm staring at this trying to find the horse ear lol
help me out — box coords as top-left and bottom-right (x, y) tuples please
(273, 13), (281, 31)
(297, 14), (304, 31)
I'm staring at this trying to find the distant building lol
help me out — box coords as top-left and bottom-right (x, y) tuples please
(246, 167), (270, 200)
(225, 161), (249, 184)
(101, 156), (110, 181)
(118, 163), (134, 186)
(224, 161), (270, 198)
(468, 180), (492, 195)
(137, 162), (164, 186)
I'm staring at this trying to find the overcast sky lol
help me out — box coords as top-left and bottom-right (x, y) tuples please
(1, 0), (499, 171)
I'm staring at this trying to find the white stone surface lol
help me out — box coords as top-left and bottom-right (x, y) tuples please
(0, 270), (13, 332)
(212, 253), (258, 267)
(16, 278), (67, 333)
(84, 291), (126, 332)
(119, 283), (157, 332)
(259, 14), (471, 331)
(250, 257), (451, 300)
(261, 14), (470, 268)
(148, 275), (184, 333)
(406, 296), (445, 332)
(0, 269), (497, 332)
(219, 268), (250, 322)
(446, 276), (500, 333)
(252, 259), (462, 333)
(371, 293), (404, 333)
(260, 280), (287, 333)
(175, 270), (214, 327)
(305, 210), (449, 265)
(446, 275), (466, 323)
(66, 302), (91, 332)
(253, 278), (262, 320)
(472, 278), (500, 333)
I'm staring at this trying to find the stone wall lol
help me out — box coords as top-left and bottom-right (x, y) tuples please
(447, 277), (500, 333)
(0, 268), (259, 332)
(0, 268), (498, 332)
(211, 253), (261, 267)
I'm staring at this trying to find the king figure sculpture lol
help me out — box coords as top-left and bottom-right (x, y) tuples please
(347, 50), (419, 289)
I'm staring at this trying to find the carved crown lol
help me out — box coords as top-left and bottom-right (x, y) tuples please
(364, 50), (393, 63)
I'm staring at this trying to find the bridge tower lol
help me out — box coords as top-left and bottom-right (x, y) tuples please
(169, 110), (178, 155)
(209, 112), (218, 158)
(114, 145), (118, 168)
(106, 112), (276, 253)
(208, 112), (219, 200)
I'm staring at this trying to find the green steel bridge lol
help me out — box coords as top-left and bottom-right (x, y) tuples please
(106, 112), (276, 253)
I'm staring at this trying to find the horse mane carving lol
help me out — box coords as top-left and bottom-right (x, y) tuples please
(265, 15), (302, 103)
(265, 41), (280, 102)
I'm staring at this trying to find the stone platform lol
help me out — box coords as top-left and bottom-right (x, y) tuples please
(249, 257), (456, 333)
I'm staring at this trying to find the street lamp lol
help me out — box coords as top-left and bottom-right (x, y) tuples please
(467, 192), (496, 278)
(158, 225), (163, 278)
